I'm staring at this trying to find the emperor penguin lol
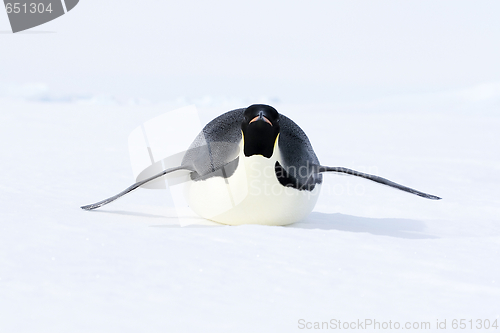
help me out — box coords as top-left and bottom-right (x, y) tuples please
(81, 104), (440, 225)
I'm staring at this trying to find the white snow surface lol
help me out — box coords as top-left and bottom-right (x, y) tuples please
(1, 97), (499, 332)
(1, 1), (500, 330)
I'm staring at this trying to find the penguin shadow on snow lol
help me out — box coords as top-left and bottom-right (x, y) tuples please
(92, 209), (168, 219)
(288, 212), (438, 239)
(88, 209), (222, 228)
(90, 208), (437, 236)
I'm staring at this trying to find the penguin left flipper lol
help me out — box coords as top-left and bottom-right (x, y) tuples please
(80, 165), (194, 210)
(315, 165), (442, 200)
(81, 109), (247, 211)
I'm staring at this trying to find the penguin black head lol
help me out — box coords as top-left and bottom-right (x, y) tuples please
(241, 104), (280, 158)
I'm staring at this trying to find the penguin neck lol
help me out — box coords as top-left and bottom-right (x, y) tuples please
(242, 125), (279, 158)
(239, 135), (281, 171)
(240, 132), (280, 158)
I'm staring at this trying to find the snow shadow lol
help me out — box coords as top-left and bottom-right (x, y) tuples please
(288, 212), (437, 239)
(88, 209), (223, 228)
(86, 209), (436, 237)
(92, 209), (168, 219)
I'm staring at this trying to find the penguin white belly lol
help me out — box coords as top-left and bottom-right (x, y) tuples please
(185, 149), (321, 226)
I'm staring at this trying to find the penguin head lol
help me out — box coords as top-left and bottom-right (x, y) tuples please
(241, 104), (280, 158)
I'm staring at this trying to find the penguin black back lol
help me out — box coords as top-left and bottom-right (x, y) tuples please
(181, 105), (322, 190)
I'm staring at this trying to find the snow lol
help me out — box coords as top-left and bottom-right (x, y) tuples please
(0, 96), (499, 332)
(1, 1), (500, 332)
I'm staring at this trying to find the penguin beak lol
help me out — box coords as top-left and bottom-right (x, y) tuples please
(249, 112), (273, 126)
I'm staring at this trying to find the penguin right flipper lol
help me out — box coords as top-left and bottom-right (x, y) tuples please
(316, 165), (441, 200)
(80, 165), (194, 210)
